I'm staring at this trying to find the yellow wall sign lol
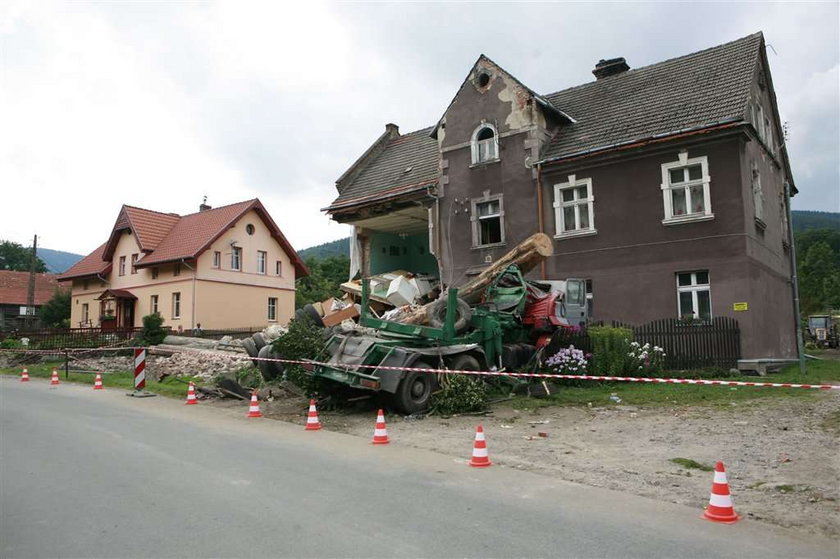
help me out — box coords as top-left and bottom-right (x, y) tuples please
(733, 302), (749, 311)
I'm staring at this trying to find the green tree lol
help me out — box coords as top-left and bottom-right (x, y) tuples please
(799, 241), (839, 313)
(39, 289), (71, 327)
(0, 241), (47, 272)
(295, 255), (350, 308)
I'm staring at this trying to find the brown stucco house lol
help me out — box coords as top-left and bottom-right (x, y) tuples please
(325, 32), (798, 362)
(58, 200), (308, 330)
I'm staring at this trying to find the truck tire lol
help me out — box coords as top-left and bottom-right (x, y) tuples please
(429, 297), (472, 334)
(252, 332), (267, 351)
(257, 344), (283, 381)
(392, 359), (436, 414)
(241, 337), (259, 367)
(303, 304), (325, 328)
(448, 353), (481, 373)
(294, 308), (307, 324)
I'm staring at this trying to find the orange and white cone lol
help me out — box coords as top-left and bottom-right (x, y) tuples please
(469, 425), (492, 467)
(185, 382), (198, 405)
(93, 373), (103, 390)
(49, 368), (60, 386)
(703, 461), (740, 523)
(372, 409), (389, 444)
(20, 368), (29, 382)
(247, 392), (263, 418)
(305, 399), (322, 430)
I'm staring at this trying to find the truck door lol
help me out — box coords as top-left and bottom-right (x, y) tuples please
(564, 279), (588, 326)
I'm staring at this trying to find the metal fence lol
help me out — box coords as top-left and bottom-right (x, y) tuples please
(549, 317), (741, 371)
(5, 327), (141, 349)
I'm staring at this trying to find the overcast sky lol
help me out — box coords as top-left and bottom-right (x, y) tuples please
(1, 1), (838, 256)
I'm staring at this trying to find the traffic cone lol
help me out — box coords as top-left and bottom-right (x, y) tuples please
(469, 425), (492, 467)
(702, 461), (740, 523)
(185, 382), (198, 405)
(305, 399), (322, 430)
(371, 409), (389, 444)
(50, 368), (60, 386)
(93, 373), (103, 390)
(20, 368), (29, 382)
(247, 392), (262, 418)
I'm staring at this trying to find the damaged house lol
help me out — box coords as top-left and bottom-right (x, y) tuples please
(325, 32), (799, 362)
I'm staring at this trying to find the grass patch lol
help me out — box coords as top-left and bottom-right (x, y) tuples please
(822, 410), (840, 433)
(775, 484), (795, 493)
(1, 362), (200, 399)
(509, 359), (840, 409)
(670, 457), (714, 472)
(747, 481), (767, 489)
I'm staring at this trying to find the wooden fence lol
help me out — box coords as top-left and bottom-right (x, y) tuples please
(549, 317), (741, 370)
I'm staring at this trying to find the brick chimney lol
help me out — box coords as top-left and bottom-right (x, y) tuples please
(199, 196), (212, 212)
(593, 58), (630, 80)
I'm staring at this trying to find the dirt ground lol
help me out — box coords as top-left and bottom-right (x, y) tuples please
(232, 384), (840, 540)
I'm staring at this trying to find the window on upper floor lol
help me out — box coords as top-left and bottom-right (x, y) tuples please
(174, 263), (181, 277)
(676, 271), (711, 321)
(553, 175), (596, 238)
(231, 247), (242, 271)
(118, 256), (126, 276)
(257, 251), (267, 275)
(661, 153), (713, 224)
(213, 251), (221, 268)
(471, 195), (504, 247)
(276, 260), (282, 276)
(172, 292), (181, 319)
(471, 123), (499, 165)
(151, 268), (159, 280)
(752, 164), (765, 225)
(131, 254), (138, 274)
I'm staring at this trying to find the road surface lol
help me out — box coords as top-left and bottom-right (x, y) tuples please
(1, 377), (835, 558)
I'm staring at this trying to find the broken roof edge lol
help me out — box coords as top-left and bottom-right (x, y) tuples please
(323, 180), (437, 214)
(335, 124), (401, 192)
(537, 119), (746, 167)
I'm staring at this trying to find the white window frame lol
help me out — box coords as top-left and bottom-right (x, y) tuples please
(553, 174), (596, 238)
(172, 292), (181, 319)
(470, 194), (505, 248)
(676, 271), (712, 321)
(150, 295), (158, 314)
(275, 260), (282, 276)
(661, 153), (713, 224)
(213, 251), (221, 268)
(751, 164), (765, 224)
(231, 247), (242, 271)
(257, 251), (267, 275)
(131, 254), (138, 274)
(267, 297), (277, 322)
(118, 256), (126, 276)
(470, 123), (499, 165)
(82, 303), (89, 324)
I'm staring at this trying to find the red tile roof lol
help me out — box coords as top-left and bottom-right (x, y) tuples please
(60, 200), (308, 280)
(57, 243), (111, 281)
(0, 271), (63, 306)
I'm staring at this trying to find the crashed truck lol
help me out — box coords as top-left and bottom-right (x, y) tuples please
(305, 233), (588, 413)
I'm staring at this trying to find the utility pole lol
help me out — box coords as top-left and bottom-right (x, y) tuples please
(26, 235), (37, 329)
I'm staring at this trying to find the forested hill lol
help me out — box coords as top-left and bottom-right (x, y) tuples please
(792, 210), (839, 232)
(298, 238), (350, 260)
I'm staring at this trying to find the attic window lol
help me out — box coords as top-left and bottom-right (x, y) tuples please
(246, 224), (255, 235)
(471, 123), (499, 164)
(475, 71), (491, 88)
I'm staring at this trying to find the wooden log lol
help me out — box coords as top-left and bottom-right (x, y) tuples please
(400, 232), (553, 325)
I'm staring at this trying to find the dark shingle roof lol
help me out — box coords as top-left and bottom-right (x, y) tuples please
(326, 127), (438, 211)
(540, 33), (762, 162)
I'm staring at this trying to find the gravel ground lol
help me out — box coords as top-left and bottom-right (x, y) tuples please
(250, 388), (840, 540)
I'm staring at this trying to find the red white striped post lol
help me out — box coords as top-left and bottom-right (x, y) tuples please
(134, 348), (146, 391)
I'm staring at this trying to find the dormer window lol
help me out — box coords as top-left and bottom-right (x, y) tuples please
(471, 123), (499, 165)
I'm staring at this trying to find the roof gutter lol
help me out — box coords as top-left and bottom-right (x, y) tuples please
(538, 118), (743, 167)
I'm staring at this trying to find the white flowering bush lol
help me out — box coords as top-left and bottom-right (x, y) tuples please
(546, 345), (590, 375)
(627, 341), (666, 375)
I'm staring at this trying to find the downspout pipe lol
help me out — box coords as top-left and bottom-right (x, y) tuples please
(784, 181), (806, 373)
(182, 259), (197, 331)
(536, 162), (546, 280)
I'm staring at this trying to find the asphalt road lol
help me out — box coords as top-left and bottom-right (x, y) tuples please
(1, 377), (836, 558)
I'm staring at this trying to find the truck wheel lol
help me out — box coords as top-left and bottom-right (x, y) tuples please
(242, 338), (259, 367)
(429, 298), (472, 333)
(257, 344), (283, 381)
(303, 304), (325, 328)
(392, 360), (435, 414)
(448, 353), (481, 373)
(252, 332), (267, 351)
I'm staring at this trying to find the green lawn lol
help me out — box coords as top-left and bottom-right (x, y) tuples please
(3, 362), (199, 399)
(509, 359), (840, 410)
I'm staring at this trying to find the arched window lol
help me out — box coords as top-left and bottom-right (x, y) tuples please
(471, 123), (499, 164)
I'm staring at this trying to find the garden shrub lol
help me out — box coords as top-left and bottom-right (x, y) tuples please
(139, 313), (167, 346)
(626, 341), (666, 376)
(588, 325), (633, 375)
(432, 374), (487, 415)
(271, 315), (324, 396)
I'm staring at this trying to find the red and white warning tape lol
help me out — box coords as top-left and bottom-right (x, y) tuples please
(2, 346), (838, 390)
